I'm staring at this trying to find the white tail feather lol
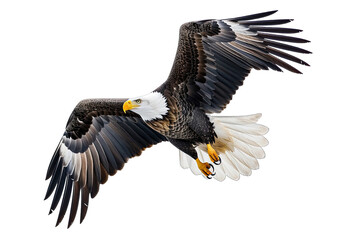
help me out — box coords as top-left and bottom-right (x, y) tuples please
(179, 113), (268, 181)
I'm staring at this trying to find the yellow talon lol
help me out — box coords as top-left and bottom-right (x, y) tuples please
(207, 144), (220, 164)
(196, 158), (214, 179)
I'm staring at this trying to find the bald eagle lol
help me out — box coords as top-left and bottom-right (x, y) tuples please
(45, 10), (310, 227)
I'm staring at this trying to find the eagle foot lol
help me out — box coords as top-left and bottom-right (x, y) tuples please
(196, 158), (215, 179)
(213, 156), (221, 165)
(207, 144), (221, 165)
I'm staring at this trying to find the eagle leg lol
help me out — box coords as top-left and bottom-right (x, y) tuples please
(167, 137), (216, 179)
(207, 144), (221, 165)
(196, 158), (215, 179)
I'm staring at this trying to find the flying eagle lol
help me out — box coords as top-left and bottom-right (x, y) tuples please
(45, 10), (310, 227)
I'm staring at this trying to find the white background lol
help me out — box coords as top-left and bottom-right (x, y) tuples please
(0, 0), (359, 239)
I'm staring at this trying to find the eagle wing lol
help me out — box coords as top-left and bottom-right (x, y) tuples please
(161, 10), (310, 113)
(44, 98), (166, 227)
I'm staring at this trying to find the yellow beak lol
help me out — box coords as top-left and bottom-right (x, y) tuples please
(123, 100), (139, 113)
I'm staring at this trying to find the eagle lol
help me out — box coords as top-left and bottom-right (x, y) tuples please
(44, 10), (310, 227)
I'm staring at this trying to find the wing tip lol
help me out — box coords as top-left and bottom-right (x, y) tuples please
(48, 208), (54, 215)
(302, 60), (311, 67)
(287, 66), (303, 74)
(67, 222), (73, 229)
(55, 219), (62, 227)
(44, 192), (50, 201)
(267, 10), (278, 15)
(228, 10), (279, 22)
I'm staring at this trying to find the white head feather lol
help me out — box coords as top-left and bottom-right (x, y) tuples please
(128, 91), (169, 121)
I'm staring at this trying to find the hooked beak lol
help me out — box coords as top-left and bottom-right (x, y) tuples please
(123, 100), (139, 113)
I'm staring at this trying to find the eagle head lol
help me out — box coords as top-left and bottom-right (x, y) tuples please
(123, 91), (169, 121)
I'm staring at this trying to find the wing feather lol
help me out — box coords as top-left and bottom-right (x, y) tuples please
(237, 19), (293, 26)
(80, 186), (89, 224)
(46, 140), (61, 180)
(257, 32), (310, 43)
(89, 144), (101, 182)
(44, 158), (62, 200)
(263, 39), (311, 53)
(56, 176), (72, 227)
(250, 26), (303, 33)
(49, 165), (66, 215)
(85, 149), (94, 193)
(68, 181), (80, 228)
(228, 10), (278, 21)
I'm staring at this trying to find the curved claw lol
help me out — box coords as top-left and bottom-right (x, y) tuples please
(208, 163), (216, 176)
(214, 156), (222, 165)
(196, 158), (216, 179)
(208, 163), (214, 172)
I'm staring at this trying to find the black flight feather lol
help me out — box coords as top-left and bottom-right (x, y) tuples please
(228, 10), (278, 21)
(56, 176), (72, 226)
(68, 181), (80, 228)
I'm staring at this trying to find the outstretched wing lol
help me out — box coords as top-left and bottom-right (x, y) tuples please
(44, 98), (166, 227)
(160, 10), (310, 113)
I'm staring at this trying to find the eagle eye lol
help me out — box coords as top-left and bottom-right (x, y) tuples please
(135, 99), (142, 104)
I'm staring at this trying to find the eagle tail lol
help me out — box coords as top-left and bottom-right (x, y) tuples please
(179, 113), (269, 181)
